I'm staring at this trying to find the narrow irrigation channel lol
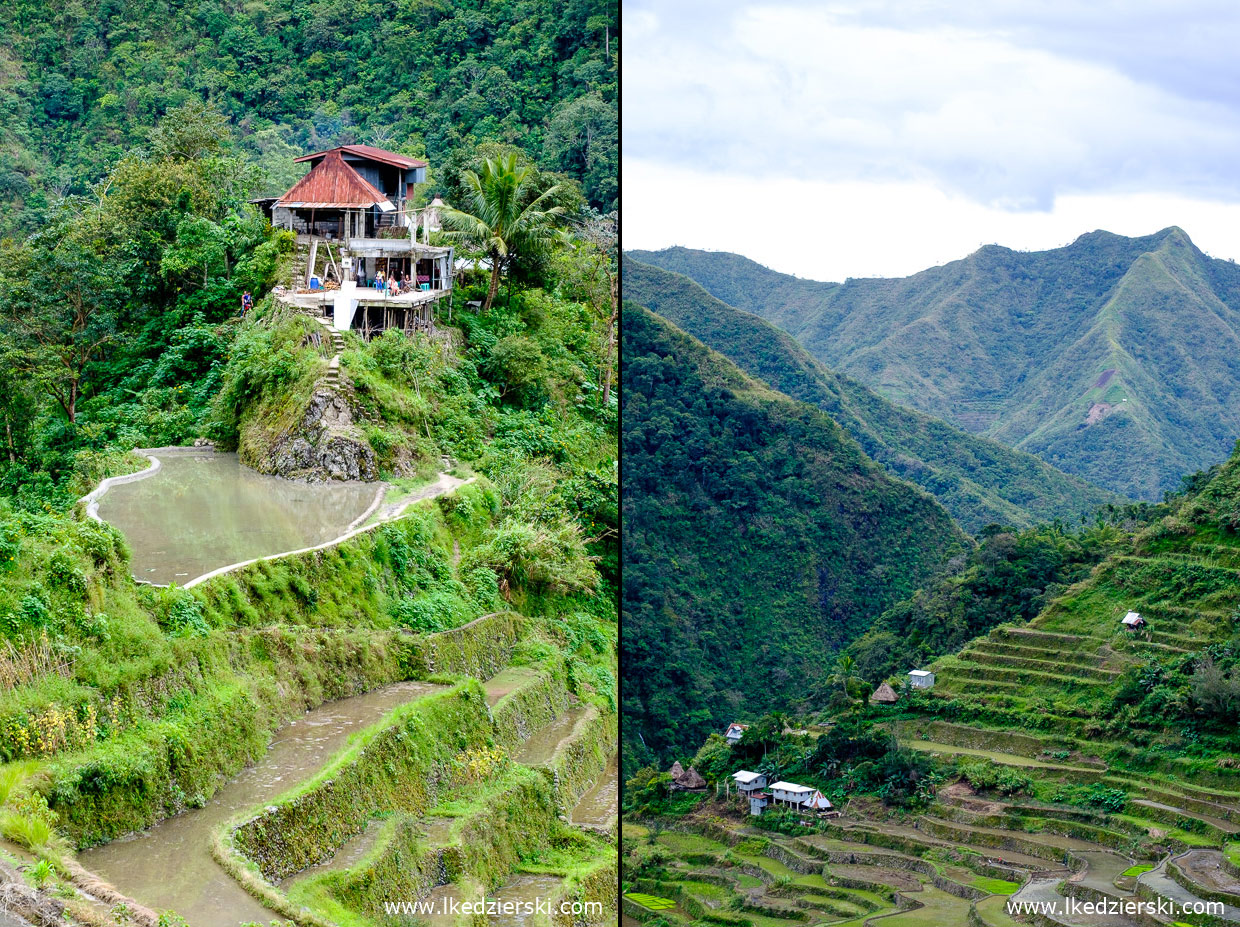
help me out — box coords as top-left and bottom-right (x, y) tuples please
(78, 681), (444, 927)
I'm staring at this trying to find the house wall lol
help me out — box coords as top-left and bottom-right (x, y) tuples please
(772, 788), (811, 803)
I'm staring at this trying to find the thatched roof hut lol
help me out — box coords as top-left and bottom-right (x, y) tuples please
(869, 681), (898, 705)
(670, 761), (685, 780)
(672, 765), (708, 792)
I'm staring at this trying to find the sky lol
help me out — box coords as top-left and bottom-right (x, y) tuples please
(622, 1), (1240, 280)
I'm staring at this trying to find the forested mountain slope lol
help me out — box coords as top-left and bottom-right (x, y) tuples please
(622, 305), (968, 773)
(0, 0), (617, 234)
(624, 255), (1122, 534)
(632, 228), (1240, 500)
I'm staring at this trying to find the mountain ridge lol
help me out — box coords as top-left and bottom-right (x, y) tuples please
(623, 255), (1123, 533)
(631, 227), (1240, 499)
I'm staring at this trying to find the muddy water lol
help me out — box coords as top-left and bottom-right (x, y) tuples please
(571, 754), (617, 827)
(512, 705), (590, 766)
(487, 874), (565, 927)
(79, 681), (443, 927)
(95, 450), (380, 584)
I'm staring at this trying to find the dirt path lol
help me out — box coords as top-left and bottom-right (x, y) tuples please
(375, 473), (473, 522)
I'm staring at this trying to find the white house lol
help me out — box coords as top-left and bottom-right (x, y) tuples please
(732, 770), (767, 794)
(908, 669), (935, 689)
(724, 722), (749, 745)
(769, 781), (816, 807)
(1122, 611), (1145, 628)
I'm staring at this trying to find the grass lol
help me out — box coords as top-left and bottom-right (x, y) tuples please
(975, 894), (1024, 927)
(877, 884), (973, 926)
(904, 740), (1095, 770)
(625, 892), (676, 910)
(1121, 863), (1155, 877)
(973, 876), (1020, 895)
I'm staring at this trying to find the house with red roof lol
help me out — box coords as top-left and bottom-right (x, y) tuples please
(264, 145), (454, 337)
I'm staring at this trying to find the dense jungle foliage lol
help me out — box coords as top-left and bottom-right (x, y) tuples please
(623, 255), (1123, 534)
(621, 305), (967, 778)
(0, 0), (618, 236)
(632, 229), (1240, 500)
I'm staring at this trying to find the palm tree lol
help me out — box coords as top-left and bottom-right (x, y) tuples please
(440, 154), (565, 312)
(828, 655), (860, 701)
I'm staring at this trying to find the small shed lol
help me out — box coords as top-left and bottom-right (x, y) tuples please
(1122, 611), (1145, 629)
(724, 722), (749, 745)
(748, 792), (770, 816)
(869, 681), (899, 705)
(908, 669), (935, 689)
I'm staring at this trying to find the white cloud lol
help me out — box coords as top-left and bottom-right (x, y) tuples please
(623, 5), (1240, 208)
(621, 2), (1240, 277)
(623, 159), (1240, 281)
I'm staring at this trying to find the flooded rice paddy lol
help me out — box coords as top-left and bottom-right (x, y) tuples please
(95, 450), (380, 585)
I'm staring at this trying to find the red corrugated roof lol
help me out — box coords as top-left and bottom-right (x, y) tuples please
(276, 150), (391, 209)
(295, 144), (428, 170)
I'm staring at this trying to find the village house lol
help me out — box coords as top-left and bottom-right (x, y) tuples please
(724, 722), (749, 745)
(261, 145), (455, 339)
(869, 681), (899, 705)
(908, 669), (935, 689)
(769, 781), (833, 812)
(1122, 611), (1146, 629)
(669, 762), (708, 792)
(731, 770), (767, 795)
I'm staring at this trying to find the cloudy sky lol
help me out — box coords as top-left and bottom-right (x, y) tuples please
(622, 1), (1240, 280)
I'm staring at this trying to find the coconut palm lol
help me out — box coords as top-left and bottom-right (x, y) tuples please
(440, 154), (565, 312)
(828, 655), (860, 701)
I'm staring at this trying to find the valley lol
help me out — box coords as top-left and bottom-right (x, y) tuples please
(623, 405), (1240, 927)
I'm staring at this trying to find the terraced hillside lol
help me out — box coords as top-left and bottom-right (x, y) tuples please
(220, 614), (618, 927)
(625, 448), (1240, 926)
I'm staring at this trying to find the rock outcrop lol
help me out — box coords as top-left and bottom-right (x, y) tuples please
(251, 388), (377, 482)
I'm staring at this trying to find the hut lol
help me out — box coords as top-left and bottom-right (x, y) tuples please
(869, 681), (898, 705)
(1122, 611), (1145, 629)
(670, 761), (685, 780)
(674, 766), (708, 792)
(724, 722), (749, 745)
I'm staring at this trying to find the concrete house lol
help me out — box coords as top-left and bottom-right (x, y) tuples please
(732, 770), (767, 794)
(908, 670), (935, 689)
(769, 781), (815, 807)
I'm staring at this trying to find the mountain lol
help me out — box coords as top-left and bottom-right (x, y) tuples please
(622, 305), (969, 772)
(631, 228), (1240, 500)
(623, 255), (1123, 534)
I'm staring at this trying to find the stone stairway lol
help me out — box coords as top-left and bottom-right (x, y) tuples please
(317, 319), (346, 391)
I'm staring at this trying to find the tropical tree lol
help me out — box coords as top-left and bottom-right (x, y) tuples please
(828, 655), (861, 701)
(440, 153), (565, 312)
